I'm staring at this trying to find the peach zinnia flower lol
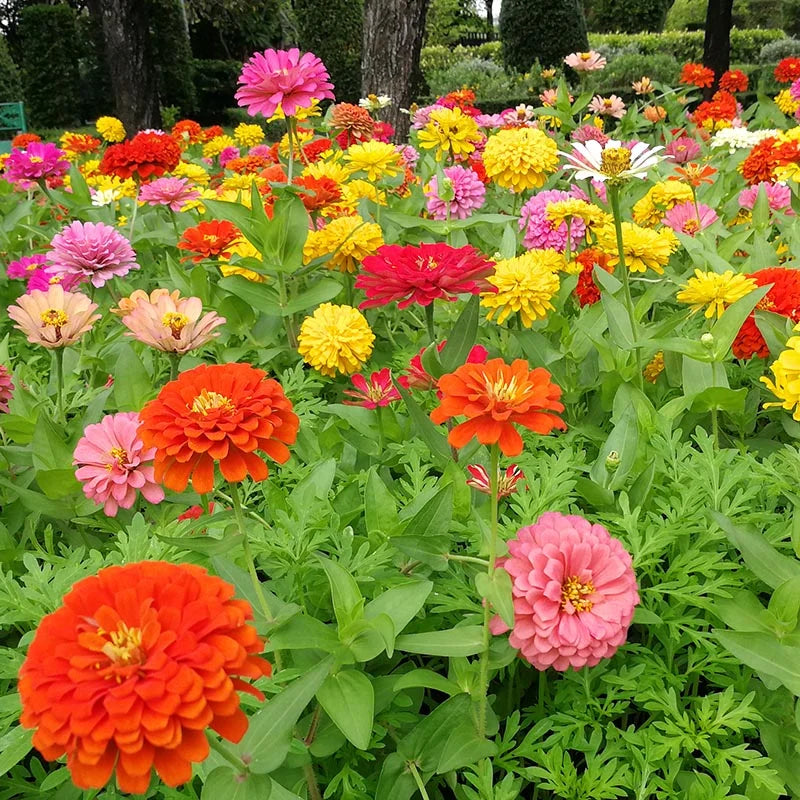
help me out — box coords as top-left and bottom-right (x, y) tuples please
(430, 358), (566, 456)
(8, 285), (100, 348)
(19, 560), (271, 793)
(118, 289), (225, 354)
(138, 363), (299, 494)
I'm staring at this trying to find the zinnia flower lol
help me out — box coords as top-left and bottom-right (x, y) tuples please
(47, 221), (138, 288)
(60, 132), (101, 160)
(425, 165), (486, 220)
(483, 127), (559, 192)
(11, 132), (41, 149)
(138, 177), (201, 211)
(303, 215), (384, 273)
(519, 189), (588, 252)
(680, 62), (715, 88)
(298, 303), (374, 377)
(234, 122), (266, 147)
(95, 115), (126, 142)
(100, 131), (181, 180)
(118, 289), (225, 354)
(330, 103), (375, 147)
(466, 463), (524, 498)
(399, 341), (488, 392)
(664, 136), (702, 163)
(345, 140), (402, 181)
(560, 139), (664, 185)
(0, 365), (13, 413)
(776, 88), (800, 116)
(73, 412), (165, 515)
(5, 142), (69, 184)
(676, 269), (757, 319)
(595, 222), (678, 274)
(564, 51), (606, 71)
(343, 368), (401, 408)
(178, 220), (242, 263)
(574, 248), (614, 307)
(719, 69), (748, 93)
(762, 330), (800, 418)
(490, 511), (639, 670)
(8, 285), (100, 348)
(738, 181), (794, 213)
(171, 119), (203, 145)
(235, 48), (334, 118)
(662, 201), (718, 236)
(417, 106), (482, 162)
(430, 358), (566, 455)
(6, 253), (47, 280)
(588, 95), (626, 119)
(481, 251), (562, 327)
(775, 57), (800, 84)
(357, 243), (495, 309)
(18, 560), (271, 793)
(138, 363), (298, 494)
(644, 351), (665, 383)
(632, 77), (654, 95)
(26, 265), (81, 293)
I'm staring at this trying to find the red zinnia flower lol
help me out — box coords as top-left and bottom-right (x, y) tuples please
(293, 174), (342, 212)
(61, 132), (101, 157)
(466, 463), (524, 498)
(574, 248), (614, 307)
(733, 267), (800, 359)
(178, 502), (215, 520)
(343, 368), (401, 408)
(178, 220), (242, 263)
(330, 103), (374, 148)
(740, 137), (781, 185)
(171, 119), (203, 144)
(19, 561), (271, 793)
(11, 132), (41, 149)
(691, 90), (738, 128)
(303, 137), (333, 162)
(100, 132), (181, 180)
(399, 340), (488, 393)
(357, 243), (495, 309)
(430, 358), (566, 456)
(201, 125), (224, 142)
(679, 62), (715, 88)
(138, 363), (299, 494)
(718, 69), (748, 93)
(775, 57), (800, 83)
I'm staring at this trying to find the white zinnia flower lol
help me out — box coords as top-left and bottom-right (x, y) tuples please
(559, 139), (665, 184)
(709, 127), (780, 153)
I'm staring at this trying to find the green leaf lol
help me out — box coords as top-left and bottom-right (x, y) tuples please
(392, 534), (450, 570)
(375, 752), (417, 800)
(0, 726), (31, 777)
(218, 276), (281, 316)
(601, 290), (635, 351)
(715, 590), (773, 633)
(364, 469), (398, 536)
(202, 767), (272, 800)
(711, 511), (800, 589)
(436, 724), (496, 773)
(318, 557), (363, 630)
(36, 468), (81, 499)
(395, 626), (484, 657)
(112, 343), (152, 411)
(363, 580), (432, 635)
(755, 309), (792, 356)
(399, 483), (453, 538)
(589, 404), (638, 490)
(768, 576), (800, 630)
(592, 263), (623, 294)
(393, 669), (464, 696)
(267, 615), (341, 652)
(475, 569), (514, 628)
(261, 189), (310, 272)
(690, 387), (747, 414)
(238, 657), (334, 773)
(397, 383), (452, 464)
(710, 284), (771, 360)
(156, 532), (244, 557)
(716, 631), (800, 695)
(316, 670), (374, 750)
(283, 278), (342, 315)
(32, 414), (73, 471)
(439, 296), (480, 373)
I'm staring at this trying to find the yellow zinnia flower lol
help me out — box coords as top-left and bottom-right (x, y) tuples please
(96, 116), (126, 143)
(278, 126), (314, 156)
(775, 89), (800, 117)
(676, 269), (757, 319)
(341, 179), (387, 207)
(643, 351), (665, 383)
(203, 135), (236, 158)
(298, 303), (375, 376)
(481, 251), (561, 327)
(762, 332), (800, 420)
(302, 157), (350, 185)
(418, 106), (482, 162)
(234, 122), (265, 148)
(218, 240), (265, 283)
(344, 141), (402, 182)
(172, 160), (211, 186)
(595, 222), (678, 274)
(483, 127), (559, 192)
(632, 181), (694, 226)
(268, 98), (321, 122)
(87, 174), (137, 199)
(303, 215), (384, 273)
(546, 198), (606, 229)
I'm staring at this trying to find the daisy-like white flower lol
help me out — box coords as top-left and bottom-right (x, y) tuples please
(559, 139), (665, 185)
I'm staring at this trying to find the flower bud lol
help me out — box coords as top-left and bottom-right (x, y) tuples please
(606, 450), (621, 471)
(701, 332), (715, 349)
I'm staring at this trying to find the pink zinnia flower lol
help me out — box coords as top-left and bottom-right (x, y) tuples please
(118, 288), (225, 353)
(664, 136), (701, 163)
(357, 243), (495, 309)
(519, 189), (587, 252)
(343, 368), (401, 408)
(6, 254), (47, 280)
(249, 144), (273, 159)
(588, 95), (626, 119)
(73, 412), (165, 517)
(396, 144), (419, 170)
(0, 365), (13, 413)
(5, 142), (69, 184)
(738, 181), (794, 214)
(373, 121), (395, 143)
(662, 200), (718, 236)
(47, 221), (139, 288)
(466, 463), (524, 498)
(475, 113), (506, 129)
(235, 47), (334, 118)
(564, 51), (607, 72)
(25, 265), (81, 293)
(398, 341), (488, 393)
(219, 146), (241, 167)
(425, 165), (486, 221)
(490, 511), (639, 671)
(570, 125), (609, 146)
(790, 77), (800, 103)
(138, 177), (201, 212)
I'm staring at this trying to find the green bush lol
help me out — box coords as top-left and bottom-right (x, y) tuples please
(784, 0), (800, 37)
(758, 37), (800, 63)
(426, 57), (543, 102)
(666, 0), (783, 31)
(76, 14), (111, 122)
(664, 0), (706, 31)
(500, 0), (588, 70)
(149, 0), (197, 115)
(296, 0), (363, 103)
(192, 59), (240, 124)
(420, 42), (502, 77)
(16, 4), (81, 128)
(589, 0), (670, 34)
(0, 36), (21, 104)
(426, 0), (491, 46)
(588, 52), (680, 92)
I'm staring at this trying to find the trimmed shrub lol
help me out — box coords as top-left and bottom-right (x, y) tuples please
(664, 0), (707, 31)
(666, 0), (782, 31)
(500, 0), (588, 70)
(192, 59), (240, 124)
(17, 4), (80, 127)
(588, 52), (680, 92)
(296, 0), (363, 103)
(785, 0), (800, 38)
(0, 36), (21, 104)
(426, 58), (544, 102)
(758, 37), (800, 63)
(149, 0), (197, 115)
(421, 42), (502, 76)
(589, 0), (670, 34)
(426, 0), (491, 46)
(76, 13), (111, 122)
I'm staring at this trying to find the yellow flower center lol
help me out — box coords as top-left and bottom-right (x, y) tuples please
(203, 234), (220, 245)
(484, 374), (530, 404)
(29, 156), (43, 164)
(109, 446), (128, 467)
(580, 53), (592, 61)
(561, 575), (595, 612)
(40, 309), (68, 328)
(600, 147), (632, 177)
(48, 275), (63, 285)
(190, 389), (235, 415)
(101, 623), (146, 666)
(162, 311), (189, 337)
(683, 219), (700, 234)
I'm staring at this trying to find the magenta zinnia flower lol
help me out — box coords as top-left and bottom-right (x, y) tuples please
(5, 142), (69, 184)
(26, 266), (81, 293)
(662, 200), (718, 236)
(0, 365), (13, 413)
(343, 368), (401, 408)
(235, 47), (334, 118)
(138, 177), (201, 211)
(47, 221), (139, 288)
(73, 412), (165, 516)
(490, 511), (639, 671)
(738, 181), (794, 214)
(519, 189), (587, 252)
(6, 254), (47, 280)
(357, 243), (495, 309)
(425, 165), (486, 221)
(664, 136), (702, 163)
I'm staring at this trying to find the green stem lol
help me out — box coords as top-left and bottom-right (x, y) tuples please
(477, 443), (500, 739)
(345, 271), (354, 307)
(128, 195), (139, 240)
(607, 184), (643, 389)
(408, 761), (431, 800)
(565, 217), (572, 268)
(303, 763), (323, 800)
(53, 347), (65, 423)
(425, 303), (436, 343)
(375, 405), (386, 452)
(206, 732), (246, 771)
(168, 353), (181, 382)
(711, 407), (720, 450)
(286, 116), (295, 182)
(447, 553), (490, 567)
(276, 273), (297, 348)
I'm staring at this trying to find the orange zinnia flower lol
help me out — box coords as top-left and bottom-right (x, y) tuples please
(293, 174), (343, 212)
(673, 162), (716, 187)
(177, 220), (242, 263)
(679, 62), (715, 88)
(138, 363), (299, 494)
(430, 358), (566, 456)
(19, 560), (271, 794)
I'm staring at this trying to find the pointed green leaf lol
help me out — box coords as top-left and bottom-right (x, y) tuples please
(316, 670), (374, 750)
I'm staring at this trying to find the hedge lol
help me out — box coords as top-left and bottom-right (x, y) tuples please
(149, 0), (197, 115)
(192, 59), (240, 124)
(0, 36), (21, 104)
(589, 0), (670, 34)
(421, 42), (502, 77)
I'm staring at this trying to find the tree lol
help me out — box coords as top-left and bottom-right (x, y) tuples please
(150, 0), (197, 115)
(361, 0), (430, 141)
(87, 0), (161, 131)
(499, 0), (588, 71)
(703, 0), (733, 96)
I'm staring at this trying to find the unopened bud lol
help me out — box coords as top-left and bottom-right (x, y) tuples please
(701, 332), (715, 349)
(606, 450), (621, 471)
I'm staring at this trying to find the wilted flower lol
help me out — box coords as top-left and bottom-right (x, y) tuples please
(466, 463), (524, 498)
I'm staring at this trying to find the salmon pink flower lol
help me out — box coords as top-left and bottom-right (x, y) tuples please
(73, 412), (165, 516)
(8, 285), (100, 348)
(664, 136), (701, 163)
(466, 463), (524, 498)
(662, 200), (718, 236)
(138, 176), (201, 211)
(564, 51), (606, 71)
(343, 368), (401, 408)
(738, 181), (794, 213)
(0, 365), (13, 413)
(588, 95), (626, 119)
(18, 561), (271, 793)
(490, 512), (639, 671)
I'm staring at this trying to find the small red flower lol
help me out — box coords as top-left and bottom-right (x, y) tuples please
(399, 341), (488, 393)
(171, 119), (203, 144)
(11, 132), (41, 149)
(679, 62), (715, 88)
(178, 502), (215, 521)
(718, 69), (748, 93)
(343, 368), (401, 408)
(775, 57), (800, 83)
(574, 248), (614, 308)
(100, 132), (181, 180)
(293, 175), (343, 212)
(466, 463), (525, 498)
(303, 138), (333, 162)
(178, 220), (242, 263)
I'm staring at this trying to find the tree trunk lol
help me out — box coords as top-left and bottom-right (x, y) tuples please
(361, 0), (431, 141)
(703, 0), (733, 97)
(486, 0), (493, 29)
(87, 0), (161, 132)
